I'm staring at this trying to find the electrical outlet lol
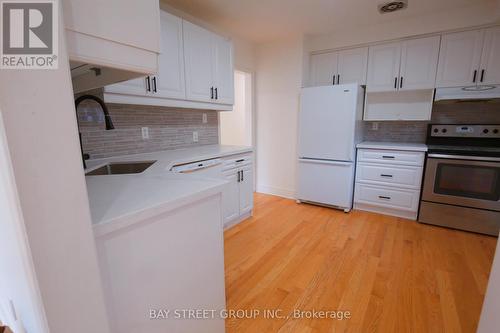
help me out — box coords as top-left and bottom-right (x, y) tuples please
(202, 113), (207, 124)
(371, 122), (379, 131)
(192, 131), (199, 142)
(141, 127), (149, 139)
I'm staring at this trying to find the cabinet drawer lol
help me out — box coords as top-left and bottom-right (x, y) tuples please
(356, 163), (423, 189)
(354, 183), (420, 212)
(222, 154), (252, 171)
(357, 149), (425, 166)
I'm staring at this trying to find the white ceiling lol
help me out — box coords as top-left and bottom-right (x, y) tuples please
(162, 0), (496, 43)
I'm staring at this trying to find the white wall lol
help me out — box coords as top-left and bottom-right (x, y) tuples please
(255, 37), (303, 198)
(220, 72), (252, 146)
(478, 232), (500, 333)
(0, 3), (110, 333)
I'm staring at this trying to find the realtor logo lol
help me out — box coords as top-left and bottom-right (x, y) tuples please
(1, 0), (58, 69)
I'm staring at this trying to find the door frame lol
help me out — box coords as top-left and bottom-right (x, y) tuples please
(218, 69), (256, 191)
(0, 110), (49, 333)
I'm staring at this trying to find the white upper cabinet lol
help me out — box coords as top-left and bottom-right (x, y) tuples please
(104, 10), (234, 111)
(310, 53), (338, 86)
(64, 0), (160, 74)
(183, 21), (215, 103)
(337, 47), (368, 85)
(184, 22), (234, 105)
(105, 11), (185, 99)
(399, 36), (440, 90)
(479, 27), (500, 85)
(367, 36), (440, 92)
(367, 42), (401, 92)
(213, 36), (235, 105)
(154, 11), (186, 100)
(436, 30), (484, 88)
(309, 48), (367, 86)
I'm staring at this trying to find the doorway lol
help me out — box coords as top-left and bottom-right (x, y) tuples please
(219, 70), (253, 147)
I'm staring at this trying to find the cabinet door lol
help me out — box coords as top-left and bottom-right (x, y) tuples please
(337, 47), (368, 85)
(154, 11), (186, 100)
(239, 167), (254, 215)
(399, 36), (440, 90)
(213, 35), (234, 105)
(222, 171), (240, 225)
(480, 27), (500, 85)
(183, 20), (214, 102)
(436, 30), (484, 88)
(104, 76), (148, 96)
(310, 52), (338, 86)
(366, 42), (401, 92)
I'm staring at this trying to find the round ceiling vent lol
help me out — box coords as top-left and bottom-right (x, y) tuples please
(378, 1), (408, 14)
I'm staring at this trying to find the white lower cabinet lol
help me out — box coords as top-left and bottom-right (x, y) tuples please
(354, 148), (425, 220)
(95, 194), (226, 333)
(222, 170), (240, 223)
(221, 153), (254, 228)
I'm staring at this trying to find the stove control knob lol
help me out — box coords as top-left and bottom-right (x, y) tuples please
(494, 129), (499, 134)
(433, 128), (439, 133)
(442, 128), (447, 133)
(483, 129), (489, 134)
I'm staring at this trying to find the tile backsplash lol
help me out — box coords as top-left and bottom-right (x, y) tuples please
(76, 91), (219, 159)
(363, 100), (500, 143)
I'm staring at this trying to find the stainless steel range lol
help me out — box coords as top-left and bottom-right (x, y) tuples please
(419, 124), (500, 236)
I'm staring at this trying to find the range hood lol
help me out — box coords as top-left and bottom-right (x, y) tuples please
(435, 85), (500, 101)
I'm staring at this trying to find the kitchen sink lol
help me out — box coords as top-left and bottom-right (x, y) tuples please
(86, 161), (156, 176)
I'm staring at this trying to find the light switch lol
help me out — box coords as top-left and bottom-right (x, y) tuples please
(202, 113), (207, 124)
(193, 131), (199, 142)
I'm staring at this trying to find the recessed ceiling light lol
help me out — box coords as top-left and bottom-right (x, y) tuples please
(378, 0), (408, 14)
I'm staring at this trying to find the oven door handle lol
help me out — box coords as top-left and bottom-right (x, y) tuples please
(427, 154), (500, 162)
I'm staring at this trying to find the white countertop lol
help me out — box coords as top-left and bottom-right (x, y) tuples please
(356, 141), (428, 152)
(85, 144), (253, 174)
(85, 145), (253, 229)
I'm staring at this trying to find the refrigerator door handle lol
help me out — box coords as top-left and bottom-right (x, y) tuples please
(299, 158), (352, 166)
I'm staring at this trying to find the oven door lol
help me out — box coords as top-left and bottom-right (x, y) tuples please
(422, 155), (500, 211)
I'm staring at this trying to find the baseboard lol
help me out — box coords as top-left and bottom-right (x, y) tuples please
(256, 184), (295, 199)
(224, 211), (252, 230)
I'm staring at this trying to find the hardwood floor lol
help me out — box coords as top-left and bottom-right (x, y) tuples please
(224, 193), (498, 333)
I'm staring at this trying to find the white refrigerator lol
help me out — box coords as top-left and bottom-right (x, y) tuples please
(297, 84), (364, 212)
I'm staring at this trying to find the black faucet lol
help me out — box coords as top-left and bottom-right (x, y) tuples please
(75, 94), (115, 169)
